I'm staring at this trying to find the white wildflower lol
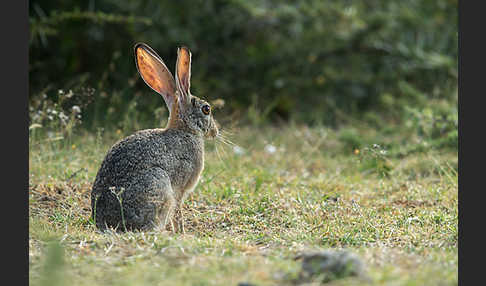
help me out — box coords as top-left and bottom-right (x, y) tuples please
(59, 112), (68, 123)
(72, 105), (81, 114)
(66, 90), (74, 98)
(233, 146), (245, 155)
(264, 144), (277, 154)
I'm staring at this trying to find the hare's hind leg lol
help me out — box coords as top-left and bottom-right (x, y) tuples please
(146, 169), (177, 232)
(123, 168), (176, 231)
(157, 192), (176, 232)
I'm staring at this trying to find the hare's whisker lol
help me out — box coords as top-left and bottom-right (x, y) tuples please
(217, 135), (233, 148)
(221, 129), (234, 136)
(215, 141), (231, 168)
(219, 135), (239, 149)
(217, 139), (228, 157)
(214, 142), (223, 163)
(215, 134), (226, 144)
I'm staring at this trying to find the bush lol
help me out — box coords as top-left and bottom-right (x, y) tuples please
(29, 0), (458, 128)
(401, 95), (458, 154)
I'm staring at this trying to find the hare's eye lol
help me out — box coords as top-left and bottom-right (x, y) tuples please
(201, 105), (210, 115)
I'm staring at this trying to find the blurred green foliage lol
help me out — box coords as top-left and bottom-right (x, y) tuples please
(29, 0), (457, 128)
(38, 241), (66, 286)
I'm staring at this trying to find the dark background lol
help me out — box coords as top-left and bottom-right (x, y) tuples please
(29, 0), (457, 131)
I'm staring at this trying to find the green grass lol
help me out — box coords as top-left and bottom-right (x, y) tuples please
(29, 124), (457, 285)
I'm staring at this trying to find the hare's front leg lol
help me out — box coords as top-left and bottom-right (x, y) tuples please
(173, 203), (185, 234)
(172, 186), (197, 234)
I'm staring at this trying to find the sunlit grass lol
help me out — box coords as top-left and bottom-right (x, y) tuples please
(29, 125), (457, 285)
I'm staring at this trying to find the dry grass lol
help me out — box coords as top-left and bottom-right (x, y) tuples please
(29, 125), (457, 285)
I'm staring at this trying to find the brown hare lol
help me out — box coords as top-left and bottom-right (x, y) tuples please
(91, 43), (218, 232)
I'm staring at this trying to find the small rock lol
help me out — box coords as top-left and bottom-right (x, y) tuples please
(295, 250), (365, 283)
(237, 282), (257, 286)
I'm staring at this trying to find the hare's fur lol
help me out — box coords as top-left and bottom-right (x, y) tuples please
(91, 128), (204, 231)
(91, 44), (218, 232)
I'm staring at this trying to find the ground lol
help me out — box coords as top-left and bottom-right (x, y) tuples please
(29, 125), (457, 285)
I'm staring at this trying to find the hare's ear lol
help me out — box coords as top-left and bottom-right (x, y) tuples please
(175, 46), (192, 104)
(134, 43), (177, 113)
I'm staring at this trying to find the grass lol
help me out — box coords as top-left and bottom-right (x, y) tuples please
(29, 124), (457, 285)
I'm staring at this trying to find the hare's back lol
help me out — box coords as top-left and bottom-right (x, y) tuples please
(93, 128), (202, 190)
(93, 129), (170, 186)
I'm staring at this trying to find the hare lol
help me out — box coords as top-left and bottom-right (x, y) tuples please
(90, 43), (218, 232)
